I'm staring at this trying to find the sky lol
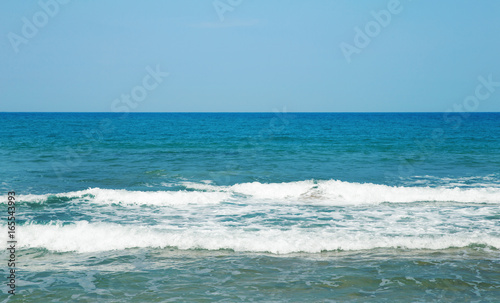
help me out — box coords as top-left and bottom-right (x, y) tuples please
(1, 0), (500, 112)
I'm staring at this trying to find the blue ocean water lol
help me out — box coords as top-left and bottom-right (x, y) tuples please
(1, 112), (499, 301)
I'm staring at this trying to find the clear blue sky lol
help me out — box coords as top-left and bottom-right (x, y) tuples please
(1, 0), (500, 112)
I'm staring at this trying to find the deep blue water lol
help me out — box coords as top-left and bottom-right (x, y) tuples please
(3, 112), (500, 193)
(1, 113), (499, 301)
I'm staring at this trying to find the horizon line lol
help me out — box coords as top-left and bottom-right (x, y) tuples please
(1, 111), (500, 114)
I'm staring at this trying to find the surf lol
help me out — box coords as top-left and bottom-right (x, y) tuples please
(6, 179), (500, 206)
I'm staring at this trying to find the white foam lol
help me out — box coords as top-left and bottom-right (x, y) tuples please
(315, 180), (500, 204)
(7, 221), (499, 254)
(5, 179), (500, 206)
(10, 188), (230, 206)
(227, 180), (500, 204)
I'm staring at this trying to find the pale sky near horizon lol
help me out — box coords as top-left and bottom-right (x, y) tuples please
(1, 0), (500, 112)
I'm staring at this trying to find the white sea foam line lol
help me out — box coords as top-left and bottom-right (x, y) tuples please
(3, 222), (499, 254)
(5, 188), (231, 205)
(187, 179), (500, 204)
(403, 174), (500, 188)
(4, 179), (500, 205)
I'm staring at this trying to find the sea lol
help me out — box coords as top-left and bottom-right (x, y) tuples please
(1, 112), (499, 302)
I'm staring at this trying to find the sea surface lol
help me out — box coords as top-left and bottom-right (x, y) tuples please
(1, 112), (499, 302)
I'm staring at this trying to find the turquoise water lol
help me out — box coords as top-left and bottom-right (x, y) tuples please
(1, 113), (500, 301)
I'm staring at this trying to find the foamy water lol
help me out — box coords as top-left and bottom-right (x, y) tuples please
(2, 179), (499, 254)
(2, 113), (500, 301)
(8, 179), (500, 206)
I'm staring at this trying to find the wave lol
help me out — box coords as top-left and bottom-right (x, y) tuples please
(6, 179), (500, 206)
(9, 188), (231, 206)
(6, 221), (499, 254)
(227, 180), (500, 204)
